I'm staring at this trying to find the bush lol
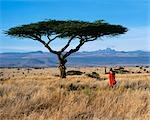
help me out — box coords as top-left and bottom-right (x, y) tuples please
(85, 72), (100, 80)
(140, 66), (143, 69)
(67, 70), (83, 75)
(115, 69), (129, 74)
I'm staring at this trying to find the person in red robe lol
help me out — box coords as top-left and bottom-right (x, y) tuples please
(109, 68), (117, 88)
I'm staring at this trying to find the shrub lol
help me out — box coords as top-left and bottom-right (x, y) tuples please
(67, 70), (83, 75)
(140, 66), (143, 69)
(85, 72), (100, 80)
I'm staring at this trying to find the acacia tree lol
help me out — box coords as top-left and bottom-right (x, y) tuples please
(5, 20), (127, 78)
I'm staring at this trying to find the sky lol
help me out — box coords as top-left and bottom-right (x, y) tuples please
(0, 0), (150, 52)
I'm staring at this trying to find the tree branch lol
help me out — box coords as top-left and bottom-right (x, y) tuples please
(32, 35), (59, 54)
(60, 36), (75, 53)
(45, 33), (67, 46)
(22, 35), (36, 40)
(63, 36), (98, 58)
(64, 39), (85, 58)
(46, 34), (59, 45)
(84, 36), (98, 42)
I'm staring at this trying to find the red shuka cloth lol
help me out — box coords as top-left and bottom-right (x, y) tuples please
(109, 71), (116, 88)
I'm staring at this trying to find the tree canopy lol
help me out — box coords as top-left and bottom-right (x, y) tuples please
(6, 20), (127, 39)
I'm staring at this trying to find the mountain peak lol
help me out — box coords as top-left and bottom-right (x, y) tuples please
(105, 48), (115, 51)
(97, 48), (116, 54)
(29, 51), (44, 54)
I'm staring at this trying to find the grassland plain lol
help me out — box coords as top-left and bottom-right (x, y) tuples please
(0, 67), (150, 120)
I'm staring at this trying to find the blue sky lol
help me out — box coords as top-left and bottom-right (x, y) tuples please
(0, 0), (150, 52)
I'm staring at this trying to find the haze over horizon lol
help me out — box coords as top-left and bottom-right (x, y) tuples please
(0, 0), (150, 52)
(0, 48), (150, 54)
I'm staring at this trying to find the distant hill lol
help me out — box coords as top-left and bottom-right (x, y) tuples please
(0, 48), (150, 67)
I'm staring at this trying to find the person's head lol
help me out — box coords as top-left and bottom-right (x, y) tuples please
(110, 68), (113, 71)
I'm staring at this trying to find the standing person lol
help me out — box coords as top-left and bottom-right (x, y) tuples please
(109, 68), (117, 88)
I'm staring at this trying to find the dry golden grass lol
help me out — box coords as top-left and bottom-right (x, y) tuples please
(0, 66), (150, 120)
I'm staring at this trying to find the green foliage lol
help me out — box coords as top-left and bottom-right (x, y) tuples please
(5, 19), (127, 39)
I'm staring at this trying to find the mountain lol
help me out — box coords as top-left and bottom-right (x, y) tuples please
(72, 48), (150, 57)
(0, 48), (150, 67)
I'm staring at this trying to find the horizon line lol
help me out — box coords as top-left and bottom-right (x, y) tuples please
(0, 48), (150, 54)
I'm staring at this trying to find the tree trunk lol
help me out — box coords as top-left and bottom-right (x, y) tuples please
(58, 55), (67, 78)
(59, 63), (66, 78)
(105, 67), (107, 74)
